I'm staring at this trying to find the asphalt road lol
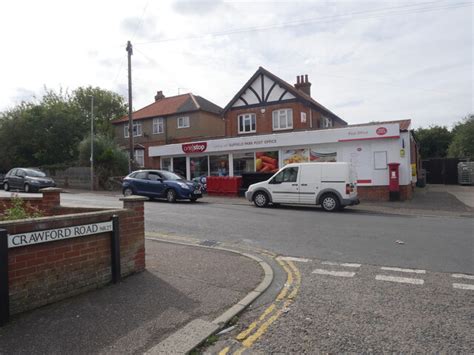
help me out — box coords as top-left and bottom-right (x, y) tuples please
(14, 190), (471, 274)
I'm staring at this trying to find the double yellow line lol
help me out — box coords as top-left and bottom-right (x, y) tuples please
(219, 257), (301, 355)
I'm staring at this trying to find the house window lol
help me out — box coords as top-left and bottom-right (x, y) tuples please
(272, 109), (293, 130)
(124, 123), (142, 137)
(134, 149), (144, 167)
(177, 116), (190, 128)
(153, 118), (164, 134)
(300, 112), (307, 123)
(238, 113), (256, 134)
(321, 116), (332, 128)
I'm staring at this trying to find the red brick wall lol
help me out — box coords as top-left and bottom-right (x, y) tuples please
(1, 193), (146, 315)
(0, 188), (62, 217)
(358, 185), (413, 201)
(225, 102), (324, 137)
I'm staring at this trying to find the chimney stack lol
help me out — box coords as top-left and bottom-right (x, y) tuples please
(294, 74), (312, 96)
(154, 90), (165, 101)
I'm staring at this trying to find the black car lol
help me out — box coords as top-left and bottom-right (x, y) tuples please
(122, 170), (202, 202)
(3, 168), (56, 193)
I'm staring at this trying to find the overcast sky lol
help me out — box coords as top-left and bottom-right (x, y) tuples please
(1, 0), (472, 128)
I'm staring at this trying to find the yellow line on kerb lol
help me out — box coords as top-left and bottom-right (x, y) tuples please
(237, 258), (301, 351)
(218, 346), (230, 355)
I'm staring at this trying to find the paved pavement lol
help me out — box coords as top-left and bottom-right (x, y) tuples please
(0, 240), (264, 354)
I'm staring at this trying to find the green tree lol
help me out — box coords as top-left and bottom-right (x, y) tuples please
(448, 114), (474, 159)
(78, 134), (128, 187)
(414, 125), (453, 159)
(72, 86), (127, 137)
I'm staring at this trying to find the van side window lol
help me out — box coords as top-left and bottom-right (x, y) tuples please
(273, 167), (299, 183)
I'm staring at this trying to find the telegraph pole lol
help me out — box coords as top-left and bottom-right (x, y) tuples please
(126, 40), (134, 173)
(89, 95), (94, 190)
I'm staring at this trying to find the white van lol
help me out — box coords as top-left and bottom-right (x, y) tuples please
(245, 162), (359, 211)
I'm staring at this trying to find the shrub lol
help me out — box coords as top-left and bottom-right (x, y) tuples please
(1, 195), (43, 221)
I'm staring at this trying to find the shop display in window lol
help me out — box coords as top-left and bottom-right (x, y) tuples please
(210, 155), (229, 176)
(309, 149), (337, 162)
(190, 156), (209, 179)
(256, 151), (279, 173)
(233, 152), (255, 176)
(282, 149), (309, 165)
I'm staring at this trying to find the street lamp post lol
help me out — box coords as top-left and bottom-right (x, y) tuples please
(90, 95), (94, 191)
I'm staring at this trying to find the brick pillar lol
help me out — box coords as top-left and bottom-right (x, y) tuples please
(119, 196), (148, 273)
(39, 188), (63, 215)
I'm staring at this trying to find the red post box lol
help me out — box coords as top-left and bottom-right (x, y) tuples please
(388, 162), (400, 201)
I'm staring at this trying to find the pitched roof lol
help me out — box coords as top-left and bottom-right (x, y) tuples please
(348, 119), (412, 131)
(223, 67), (347, 125)
(113, 93), (222, 124)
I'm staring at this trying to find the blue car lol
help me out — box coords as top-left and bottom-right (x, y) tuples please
(122, 170), (203, 202)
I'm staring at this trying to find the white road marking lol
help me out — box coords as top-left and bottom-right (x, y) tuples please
(380, 266), (426, 274)
(453, 283), (474, 290)
(312, 269), (356, 277)
(278, 256), (311, 263)
(451, 273), (474, 280)
(321, 261), (361, 268)
(375, 275), (424, 285)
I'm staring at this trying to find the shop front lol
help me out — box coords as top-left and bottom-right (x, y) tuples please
(149, 122), (416, 200)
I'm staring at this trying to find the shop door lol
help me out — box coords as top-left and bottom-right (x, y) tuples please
(268, 167), (299, 203)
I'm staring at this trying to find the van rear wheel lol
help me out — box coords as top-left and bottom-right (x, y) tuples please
(320, 193), (340, 212)
(253, 191), (269, 208)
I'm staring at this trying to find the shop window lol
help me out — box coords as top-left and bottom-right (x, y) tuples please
(238, 113), (256, 134)
(233, 152), (255, 176)
(282, 149), (309, 165)
(153, 118), (164, 134)
(190, 156), (209, 179)
(173, 157), (187, 178)
(272, 109), (293, 130)
(309, 149), (337, 162)
(255, 151), (279, 173)
(161, 157), (171, 171)
(124, 123), (142, 137)
(134, 150), (144, 167)
(210, 155), (229, 176)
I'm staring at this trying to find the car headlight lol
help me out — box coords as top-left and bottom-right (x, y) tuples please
(177, 182), (189, 189)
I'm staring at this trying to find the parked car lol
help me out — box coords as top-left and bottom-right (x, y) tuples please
(122, 170), (203, 202)
(3, 168), (56, 193)
(245, 162), (360, 212)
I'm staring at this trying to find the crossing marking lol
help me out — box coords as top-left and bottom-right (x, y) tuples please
(312, 269), (356, 277)
(453, 283), (474, 290)
(321, 261), (361, 268)
(375, 275), (424, 285)
(380, 266), (426, 274)
(451, 273), (474, 280)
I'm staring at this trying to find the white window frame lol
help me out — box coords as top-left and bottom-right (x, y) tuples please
(153, 118), (164, 134)
(300, 112), (307, 123)
(177, 116), (190, 129)
(134, 149), (144, 167)
(238, 113), (256, 134)
(321, 116), (333, 128)
(272, 109), (293, 131)
(124, 123), (143, 137)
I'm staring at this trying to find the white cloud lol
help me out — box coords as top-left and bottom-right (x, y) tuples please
(0, 0), (472, 128)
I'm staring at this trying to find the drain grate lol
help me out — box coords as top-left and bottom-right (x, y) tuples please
(199, 240), (220, 247)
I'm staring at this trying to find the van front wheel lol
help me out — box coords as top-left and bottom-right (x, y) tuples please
(253, 191), (269, 208)
(320, 193), (340, 212)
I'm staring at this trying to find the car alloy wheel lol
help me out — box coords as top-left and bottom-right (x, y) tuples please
(3, 182), (9, 191)
(253, 191), (268, 208)
(321, 193), (339, 212)
(123, 188), (133, 196)
(24, 183), (30, 193)
(166, 189), (177, 203)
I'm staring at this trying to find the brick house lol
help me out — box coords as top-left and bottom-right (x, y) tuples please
(222, 66), (347, 137)
(112, 91), (224, 168)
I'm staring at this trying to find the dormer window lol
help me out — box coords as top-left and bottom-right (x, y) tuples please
(321, 116), (332, 128)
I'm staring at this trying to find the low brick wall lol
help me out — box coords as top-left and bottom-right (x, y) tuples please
(358, 184), (413, 201)
(0, 190), (146, 315)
